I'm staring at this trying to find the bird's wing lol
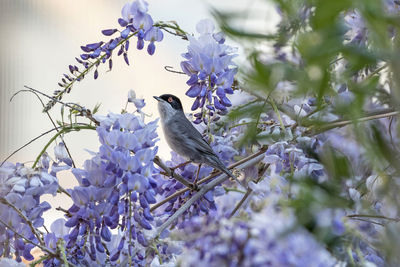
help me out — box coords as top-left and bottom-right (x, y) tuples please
(170, 113), (216, 157)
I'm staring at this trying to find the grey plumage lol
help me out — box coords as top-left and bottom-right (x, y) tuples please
(154, 94), (244, 187)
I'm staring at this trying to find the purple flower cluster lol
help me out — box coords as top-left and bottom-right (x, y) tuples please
(345, 219), (385, 267)
(81, 0), (163, 71)
(56, 111), (160, 265)
(120, 0), (163, 55)
(344, 1), (399, 47)
(344, 11), (367, 46)
(181, 19), (238, 124)
(48, 0), (163, 111)
(264, 139), (326, 182)
(0, 155), (58, 262)
(177, 193), (337, 267)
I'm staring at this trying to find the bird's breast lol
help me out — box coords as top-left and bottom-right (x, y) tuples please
(161, 119), (195, 161)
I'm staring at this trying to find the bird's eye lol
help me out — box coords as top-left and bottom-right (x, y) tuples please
(168, 97), (173, 103)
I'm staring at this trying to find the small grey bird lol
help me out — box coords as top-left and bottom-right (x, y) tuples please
(154, 94), (244, 187)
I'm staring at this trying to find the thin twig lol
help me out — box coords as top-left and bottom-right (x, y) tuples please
(55, 207), (72, 218)
(0, 123), (90, 167)
(57, 185), (71, 197)
(0, 198), (45, 246)
(269, 98), (286, 131)
(0, 218), (54, 255)
(347, 214), (400, 222)
(30, 254), (50, 267)
(364, 64), (387, 81)
(155, 152), (266, 237)
(154, 21), (188, 40)
(329, 56), (344, 65)
(150, 146), (268, 212)
(24, 85), (99, 125)
(229, 189), (253, 218)
(228, 163), (268, 218)
(153, 156), (194, 189)
(224, 187), (246, 194)
(306, 110), (400, 135)
(347, 217), (385, 226)
(23, 86), (82, 113)
(44, 31), (139, 113)
(164, 66), (186, 74)
(11, 88), (76, 168)
(32, 124), (96, 168)
(1, 128), (57, 167)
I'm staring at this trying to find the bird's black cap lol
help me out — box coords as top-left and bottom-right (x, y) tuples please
(153, 94), (183, 111)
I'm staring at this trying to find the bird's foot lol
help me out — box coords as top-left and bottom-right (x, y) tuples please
(170, 160), (192, 171)
(190, 183), (199, 191)
(192, 164), (202, 190)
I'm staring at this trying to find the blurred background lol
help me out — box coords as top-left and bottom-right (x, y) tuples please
(0, 0), (278, 224)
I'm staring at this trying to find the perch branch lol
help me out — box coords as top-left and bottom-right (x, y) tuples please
(156, 152), (266, 236)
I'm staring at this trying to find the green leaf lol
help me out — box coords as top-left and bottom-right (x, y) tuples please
(92, 103), (101, 114)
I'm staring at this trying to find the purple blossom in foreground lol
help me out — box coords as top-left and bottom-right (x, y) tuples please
(0, 155), (58, 262)
(176, 193), (338, 267)
(56, 111), (161, 265)
(181, 19), (238, 124)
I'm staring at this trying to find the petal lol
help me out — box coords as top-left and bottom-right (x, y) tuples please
(186, 84), (201, 97)
(121, 27), (131, 39)
(102, 29), (118, 36)
(196, 19), (215, 35)
(147, 42), (155, 55)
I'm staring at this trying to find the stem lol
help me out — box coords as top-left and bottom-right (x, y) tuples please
(307, 110), (399, 135)
(229, 121), (276, 130)
(57, 185), (71, 197)
(32, 125), (95, 168)
(58, 239), (70, 267)
(348, 217), (384, 226)
(347, 214), (400, 222)
(153, 156), (195, 189)
(1, 127), (58, 167)
(11, 88), (76, 168)
(154, 245), (163, 265)
(223, 187), (246, 194)
(365, 64), (387, 81)
(128, 192), (132, 267)
(0, 218), (55, 256)
(229, 163), (268, 218)
(25, 86), (82, 113)
(329, 56), (344, 65)
(229, 189), (253, 218)
(164, 66), (185, 74)
(30, 254), (50, 267)
(46, 32), (138, 112)
(270, 98), (286, 131)
(347, 246), (355, 266)
(24, 85), (99, 125)
(154, 21), (188, 40)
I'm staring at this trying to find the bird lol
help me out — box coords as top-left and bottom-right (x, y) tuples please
(154, 94), (245, 188)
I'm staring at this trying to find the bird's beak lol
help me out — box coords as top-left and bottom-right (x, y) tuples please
(153, 96), (162, 101)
